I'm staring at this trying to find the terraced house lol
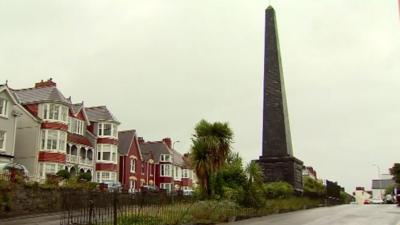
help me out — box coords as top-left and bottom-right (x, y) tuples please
(8, 79), (119, 182)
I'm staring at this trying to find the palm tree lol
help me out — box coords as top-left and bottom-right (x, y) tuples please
(245, 161), (264, 186)
(190, 119), (234, 197)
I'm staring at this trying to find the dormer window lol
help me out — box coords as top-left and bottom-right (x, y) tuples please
(41, 103), (68, 123)
(0, 99), (8, 118)
(98, 123), (117, 138)
(160, 154), (172, 162)
(68, 118), (85, 135)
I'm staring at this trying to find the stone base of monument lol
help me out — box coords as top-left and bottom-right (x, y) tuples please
(256, 156), (304, 192)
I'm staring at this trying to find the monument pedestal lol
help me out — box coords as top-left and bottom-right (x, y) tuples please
(256, 156), (303, 192)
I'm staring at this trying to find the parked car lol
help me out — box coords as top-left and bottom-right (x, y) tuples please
(101, 181), (122, 192)
(363, 199), (371, 205)
(371, 199), (384, 204)
(385, 194), (394, 204)
(182, 189), (194, 196)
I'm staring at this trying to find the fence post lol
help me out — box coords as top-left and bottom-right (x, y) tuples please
(113, 191), (118, 225)
(88, 198), (94, 225)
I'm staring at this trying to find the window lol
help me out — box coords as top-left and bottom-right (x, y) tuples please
(141, 163), (145, 175)
(97, 144), (118, 163)
(182, 169), (188, 178)
(129, 180), (136, 192)
(130, 159), (136, 173)
(149, 164), (153, 176)
(0, 131), (6, 151)
(41, 130), (67, 151)
(41, 103), (68, 123)
(160, 164), (172, 177)
(0, 99), (8, 117)
(160, 183), (172, 192)
(39, 163), (63, 178)
(98, 123), (118, 138)
(160, 154), (172, 162)
(96, 171), (117, 183)
(68, 118), (85, 135)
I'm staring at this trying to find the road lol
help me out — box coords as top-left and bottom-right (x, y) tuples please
(1, 204), (399, 225)
(228, 204), (400, 225)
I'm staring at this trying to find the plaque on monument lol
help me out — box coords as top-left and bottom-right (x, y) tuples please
(256, 6), (304, 192)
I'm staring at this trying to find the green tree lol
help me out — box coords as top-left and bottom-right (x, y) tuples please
(390, 163), (400, 184)
(303, 176), (326, 198)
(56, 169), (71, 180)
(190, 119), (234, 198)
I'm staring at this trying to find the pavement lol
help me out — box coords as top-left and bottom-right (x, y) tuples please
(228, 204), (400, 225)
(1, 204), (399, 225)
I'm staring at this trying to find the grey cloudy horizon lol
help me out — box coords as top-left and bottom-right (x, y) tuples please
(1, 0), (399, 193)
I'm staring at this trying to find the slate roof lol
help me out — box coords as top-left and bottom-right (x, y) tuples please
(139, 142), (170, 163)
(85, 106), (120, 124)
(118, 130), (136, 155)
(371, 179), (395, 189)
(171, 148), (185, 167)
(71, 103), (83, 115)
(12, 86), (71, 105)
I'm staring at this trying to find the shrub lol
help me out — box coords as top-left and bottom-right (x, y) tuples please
(56, 170), (71, 180)
(190, 200), (238, 223)
(78, 172), (92, 182)
(263, 182), (294, 199)
(303, 176), (326, 198)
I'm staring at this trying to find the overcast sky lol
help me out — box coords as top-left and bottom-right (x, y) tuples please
(1, 0), (399, 193)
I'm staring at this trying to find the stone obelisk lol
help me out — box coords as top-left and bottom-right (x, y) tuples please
(256, 6), (304, 192)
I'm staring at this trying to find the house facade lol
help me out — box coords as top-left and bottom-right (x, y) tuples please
(86, 106), (120, 183)
(8, 79), (119, 182)
(138, 138), (194, 192)
(0, 85), (39, 170)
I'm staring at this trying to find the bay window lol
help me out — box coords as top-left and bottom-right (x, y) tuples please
(160, 164), (172, 177)
(38, 163), (64, 178)
(41, 130), (67, 151)
(41, 103), (68, 123)
(0, 131), (6, 151)
(96, 171), (117, 183)
(97, 144), (118, 163)
(98, 123), (118, 138)
(0, 99), (8, 117)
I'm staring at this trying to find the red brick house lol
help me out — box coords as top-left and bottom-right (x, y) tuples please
(118, 130), (156, 192)
(138, 138), (194, 192)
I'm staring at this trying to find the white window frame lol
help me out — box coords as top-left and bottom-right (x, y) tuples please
(0, 99), (8, 118)
(41, 103), (69, 124)
(0, 131), (6, 151)
(96, 171), (117, 183)
(160, 164), (172, 177)
(97, 123), (118, 138)
(40, 129), (67, 152)
(182, 169), (189, 178)
(160, 154), (172, 162)
(68, 118), (85, 135)
(38, 162), (64, 178)
(129, 180), (136, 192)
(141, 162), (145, 175)
(160, 183), (172, 192)
(130, 159), (136, 173)
(97, 144), (118, 163)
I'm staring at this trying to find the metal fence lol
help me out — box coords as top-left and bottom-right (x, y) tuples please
(60, 190), (195, 225)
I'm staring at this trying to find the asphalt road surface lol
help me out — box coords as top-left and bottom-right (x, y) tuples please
(228, 204), (400, 225)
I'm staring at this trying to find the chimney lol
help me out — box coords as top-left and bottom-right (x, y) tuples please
(162, 138), (172, 149)
(138, 137), (145, 144)
(35, 78), (56, 88)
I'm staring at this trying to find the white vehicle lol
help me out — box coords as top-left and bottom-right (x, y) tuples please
(183, 189), (194, 196)
(371, 199), (384, 204)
